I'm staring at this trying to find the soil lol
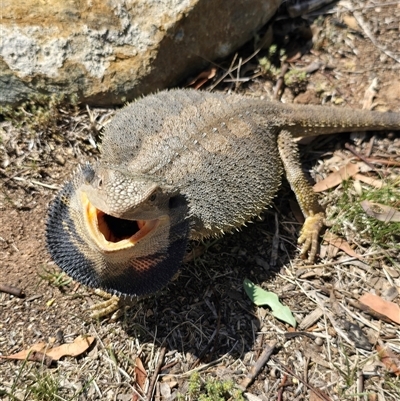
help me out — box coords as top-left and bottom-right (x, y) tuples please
(1, 1), (399, 400)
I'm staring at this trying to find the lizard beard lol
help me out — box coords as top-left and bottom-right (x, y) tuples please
(45, 166), (191, 297)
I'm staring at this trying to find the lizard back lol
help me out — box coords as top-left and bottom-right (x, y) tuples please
(100, 89), (284, 237)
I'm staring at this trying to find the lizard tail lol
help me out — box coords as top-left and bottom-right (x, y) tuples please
(285, 104), (400, 137)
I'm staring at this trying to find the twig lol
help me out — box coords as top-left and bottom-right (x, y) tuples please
(147, 346), (166, 401)
(273, 357), (333, 401)
(362, 77), (378, 110)
(190, 327), (218, 369)
(349, 2), (400, 12)
(209, 27), (273, 91)
(273, 63), (289, 100)
(344, 143), (376, 171)
(351, 10), (400, 63)
(30, 179), (60, 190)
(168, 340), (239, 379)
(357, 369), (364, 395)
(277, 374), (288, 401)
(286, 0), (336, 18)
(283, 331), (316, 341)
(12, 176), (60, 190)
(303, 356), (311, 396)
(238, 341), (276, 390)
(208, 53), (238, 91)
(364, 157), (400, 167)
(270, 212), (280, 266)
(160, 360), (179, 371)
(235, 57), (243, 90)
(0, 284), (24, 297)
(297, 256), (360, 269)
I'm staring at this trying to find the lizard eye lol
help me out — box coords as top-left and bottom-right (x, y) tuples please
(149, 193), (157, 202)
(97, 178), (103, 188)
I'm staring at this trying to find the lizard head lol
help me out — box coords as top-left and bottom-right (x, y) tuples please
(46, 163), (190, 297)
(80, 164), (176, 221)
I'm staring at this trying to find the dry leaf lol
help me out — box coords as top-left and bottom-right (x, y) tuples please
(45, 336), (95, 360)
(0, 336), (95, 362)
(160, 382), (172, 398)
(187, 68), (217, 89)
(342, 14), (360, 31)
(353, 179), (363, 196)
(323, 232), (363, 259)
(353, 173), (383, 188)
(376, 345), (400, 376)
(309, 390), (328, 401)
(135, 356), (147, 391)
(0, 343), (47, 361)
(361, 200), (400, 222)
(362, 77), (379, 110)
(313, 162), (360, 192)
(285, 51), (302, 63)
(359, 293), (400, 324)
(0, 343), (53, 366)
(23, 351), (53, 367)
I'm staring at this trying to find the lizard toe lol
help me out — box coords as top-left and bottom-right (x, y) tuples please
(298, 212), (325, 263)
(89, 289), (130, 320)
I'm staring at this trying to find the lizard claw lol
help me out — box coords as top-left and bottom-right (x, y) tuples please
(89, 289), (130, 320)
(298, 212), (325, 263)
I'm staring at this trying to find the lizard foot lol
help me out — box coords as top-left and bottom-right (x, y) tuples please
(89, 289), (130, 321)
(298, 212), (325, 263)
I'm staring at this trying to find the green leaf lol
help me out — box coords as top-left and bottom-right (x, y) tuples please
(243, 279), (297, 327)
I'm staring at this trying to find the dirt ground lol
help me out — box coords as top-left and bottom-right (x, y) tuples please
(1, 1), (400, 400)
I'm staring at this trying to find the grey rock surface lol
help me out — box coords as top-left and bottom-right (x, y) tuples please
(0, 0), (281, 106)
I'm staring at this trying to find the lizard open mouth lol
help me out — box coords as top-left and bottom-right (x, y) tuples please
(81, 193), (159, 251)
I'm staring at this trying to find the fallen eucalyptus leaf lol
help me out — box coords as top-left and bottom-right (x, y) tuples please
(361, 200), (400, 222)
(244, 279), (296, 327)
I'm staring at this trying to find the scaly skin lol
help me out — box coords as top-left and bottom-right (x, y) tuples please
(46, 89), (400, 318)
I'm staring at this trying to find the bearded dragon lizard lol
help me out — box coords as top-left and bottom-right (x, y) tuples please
(46, 89), (400, 317)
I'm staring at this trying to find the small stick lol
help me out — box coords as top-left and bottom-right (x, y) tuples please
(273, 63), (289, 101)
(238, 341), (276, 390)
(0, 284), (24, 298)
(160, 360), (179, 371)
(365, 157), (400, 167)
(147, 346), (167, 401)
(303, 356), (311, 396)
(190, 327), (218, 369)
(273, 357), (333, 401)
(277, 374), (288, 401)
(351, 10), (400, 63)
(209, 27), (273, 91)
(357, 369), (364, 396)
(270, 212), (280, 266)
(344, 143), (376, 171)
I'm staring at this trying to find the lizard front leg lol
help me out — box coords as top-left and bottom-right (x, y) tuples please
(277, 130), (325, 263)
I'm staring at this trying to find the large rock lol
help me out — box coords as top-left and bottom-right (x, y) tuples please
(0, 0), (281, 106)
